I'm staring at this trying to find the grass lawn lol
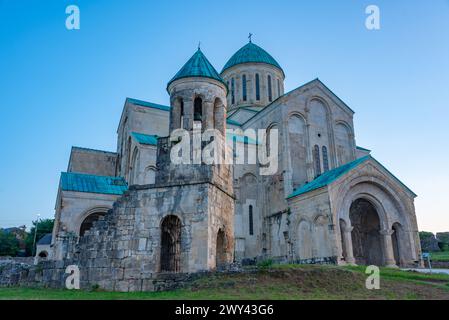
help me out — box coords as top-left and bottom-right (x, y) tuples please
(1, 265), (449, 300)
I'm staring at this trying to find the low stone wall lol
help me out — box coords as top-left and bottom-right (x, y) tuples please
(0, 256), (342, 292)
(0, 256), (34, 265)
(0, 260), (245, 292)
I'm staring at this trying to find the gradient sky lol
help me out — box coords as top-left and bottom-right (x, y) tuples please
(0, 0), (448, 233)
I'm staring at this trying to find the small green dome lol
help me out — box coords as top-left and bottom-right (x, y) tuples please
(167, 49), (226, 90)
(221, 42), (284, 75)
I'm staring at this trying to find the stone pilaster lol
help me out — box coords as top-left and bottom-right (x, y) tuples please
(380, 229), (398, 268)
(342, 226), (356, 265)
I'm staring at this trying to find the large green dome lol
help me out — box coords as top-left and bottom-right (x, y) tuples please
(221, 42), (284, 75)
(167, 49), (226, 90)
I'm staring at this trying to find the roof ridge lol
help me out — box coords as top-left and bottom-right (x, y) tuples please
(71, 146), (117, 155)
(286, 156), (370, 199)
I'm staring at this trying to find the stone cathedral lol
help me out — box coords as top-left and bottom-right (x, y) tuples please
(40, 40), (422, 291)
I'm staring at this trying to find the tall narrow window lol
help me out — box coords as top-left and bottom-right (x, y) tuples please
(322, 146), (329, 172)
(255, 74), (260, 101)
(231, 78), (235, 104)
(277, 79), (281, 97)
(194, 97), (202, 122)
(249, 205), (254, 235)
(180, 99), (184, 129)
(313, 145), (321, 177)
(242, 74), (247, 101)
(268, 75), (272, 102)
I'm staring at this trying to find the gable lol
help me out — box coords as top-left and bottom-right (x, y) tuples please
(287, 155), (416, 200)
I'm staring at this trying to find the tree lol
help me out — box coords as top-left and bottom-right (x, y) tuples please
(25, 219), (54, 256)
(0, 230), (20, 256)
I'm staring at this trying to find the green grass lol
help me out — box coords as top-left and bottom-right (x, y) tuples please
(1, 265), (449, 300)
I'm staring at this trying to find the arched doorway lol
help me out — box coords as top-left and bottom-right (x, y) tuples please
(160, 215), (181, 272)
(216, 229), (227, 269)
(349, 199), (383, 266)
(80, 212), (106, 236)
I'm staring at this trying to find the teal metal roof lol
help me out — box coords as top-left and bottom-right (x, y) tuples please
(356, 146), (371, 152)
(287, 156), (370, 199)
(226, 119), (242, 126)
(126, 98), (170, 111)
(132, 132), (158, 146)
(167, 49), (225, 90)
(222, 42), (284, 75)
(60, 172), (128, 195)
(226, 132), (259, 145)
(286, 155), (417, 199)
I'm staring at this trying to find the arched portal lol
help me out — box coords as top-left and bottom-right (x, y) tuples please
(349, 199), (383, 266)
(80, 212), (106, 236)
(38, 251), (48, 258)
(216, 229), (227, 269)
(160, 215), (181, 272)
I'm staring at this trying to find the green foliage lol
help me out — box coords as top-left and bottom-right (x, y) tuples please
(419, 231), (435, 239)
(256, 259), (273, 269)
(0, 230), (20, 256)
(25, 219), (54, 256)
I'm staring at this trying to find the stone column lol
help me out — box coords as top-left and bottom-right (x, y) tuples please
(380, 229), (398, 268)
(342, 226), (356, 265)
(203, 100), (213, 131)
(183, 98), (193, 131)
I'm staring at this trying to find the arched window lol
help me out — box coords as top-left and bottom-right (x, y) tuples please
(268, 75), (272, 102)
(194, 97), (202, 122)
(313, 145), (321, 177)
(180, 99), (184, 129)
(249, 205), (254, 235)
(80, 212), (106, 236)
(255, 74), (260, 101)
(231, 78), (235, 104)
(242, 74), (247, 101)
(277, 79), (281, 97)
(160, 215), (181, 272)
(322, 146), (329, 172)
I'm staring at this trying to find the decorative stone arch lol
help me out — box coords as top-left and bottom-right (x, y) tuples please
(170, 96), (185, 131)
(335, 120), (354, 136)
(215, 227), (230, 269)
(291, 217), (314, 260)
(144, 165), (157, 184)
(265, 122), (280, 159)
(335, 173), (417, 266)
(77, 206), (111, 237)
(213, 97), (226, 135)
(306, 96), (337, 168)
(336, 174), (413, 232)
(334, 120), (355, 165)
(38, 250), (48, 258)
(159, 214), (182, 273)
(240, 172), (258, 184)
(129, 146), (139, 185)
(288, 111), (308, 124)
(125, 136), (132, 177)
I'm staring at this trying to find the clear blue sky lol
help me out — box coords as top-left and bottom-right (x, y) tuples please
(0, 0), (448, 233)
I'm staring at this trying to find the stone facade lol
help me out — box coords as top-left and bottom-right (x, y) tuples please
(23, 42), (422, 291)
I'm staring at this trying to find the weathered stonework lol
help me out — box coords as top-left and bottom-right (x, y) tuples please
(15, 42), (423, 292)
